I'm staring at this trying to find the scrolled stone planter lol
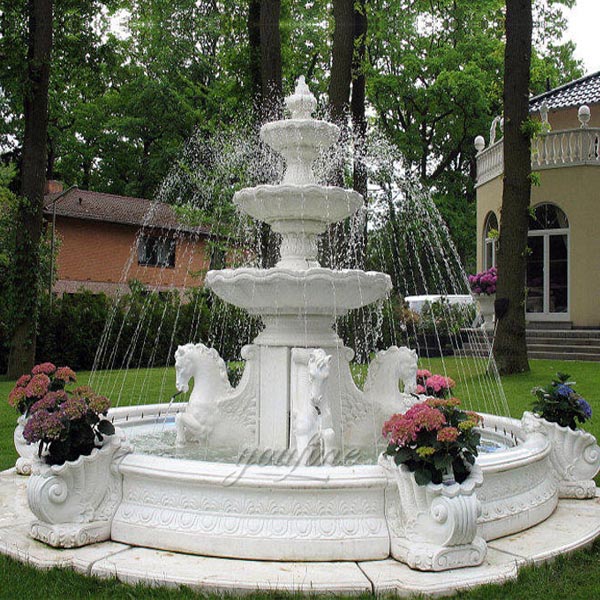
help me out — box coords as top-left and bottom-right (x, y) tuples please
(380, 454), (487, 571)
(522, 411), (600, 499)
(27, 429), (132, 548)
(14, 414), (36, 476)
(472, 293), (495, 332)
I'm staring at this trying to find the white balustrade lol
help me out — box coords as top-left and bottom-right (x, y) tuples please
(476, 128), (600, 187)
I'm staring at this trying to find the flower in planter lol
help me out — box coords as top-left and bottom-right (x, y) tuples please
(415, 370), (455, 398)
(7, 363), (78, 416)
(383, 398), (481, 486)
(9, 365), (115, 465)
(468, 267), (497, 295)
(532, 372), (592, 430)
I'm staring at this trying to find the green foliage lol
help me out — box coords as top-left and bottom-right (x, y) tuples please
(531, 372), (592, 430)
(0, 165), (56, 373)
(521, 117), (544, 140)
(5, 285), (256, 374)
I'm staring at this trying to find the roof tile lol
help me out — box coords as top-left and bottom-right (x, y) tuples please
(43, 189), (209, 235)
(530, 71), (600, 112)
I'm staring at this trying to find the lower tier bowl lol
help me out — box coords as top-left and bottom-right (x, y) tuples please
(108, 405), (558, 561)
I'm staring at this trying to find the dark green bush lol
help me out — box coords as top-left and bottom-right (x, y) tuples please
(1, 283), (258, 374)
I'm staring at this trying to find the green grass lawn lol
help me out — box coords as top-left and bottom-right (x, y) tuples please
(1, 358), (600, 598)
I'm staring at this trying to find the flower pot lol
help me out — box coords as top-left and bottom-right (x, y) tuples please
(522, 411), (600, 499)
(473, 293), (495, 332)
(27, 429), (132, 548)
(379, 455), (487, 571)
(14, 415), (36, 476)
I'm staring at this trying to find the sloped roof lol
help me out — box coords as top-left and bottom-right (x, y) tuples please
(530, 71), (600, 112)
(43, 189), (210, 236)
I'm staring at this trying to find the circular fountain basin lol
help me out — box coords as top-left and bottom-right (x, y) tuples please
(234, 185), (362, 232)
(206, 267), (392, 315)
(108, 404), (557, 561)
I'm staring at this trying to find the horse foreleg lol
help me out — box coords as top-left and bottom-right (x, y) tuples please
(321, 427), (336, 465)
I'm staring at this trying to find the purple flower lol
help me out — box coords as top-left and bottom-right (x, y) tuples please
(29, 391), (67, 414)
(578, 398), (593, 420)
(58, 396), (89, 421)
(556, 384), (573, 397)
(23, 410), (65, 443)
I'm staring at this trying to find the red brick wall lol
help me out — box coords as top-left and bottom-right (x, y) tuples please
(52, 217), (209, 291)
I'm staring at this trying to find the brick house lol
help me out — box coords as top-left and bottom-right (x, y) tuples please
(43, 182), (211, 296)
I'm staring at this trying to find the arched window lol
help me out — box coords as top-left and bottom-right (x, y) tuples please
(483, 212), (498, 270)
(528, 204), (569, 230)
(526, 204), (569, 319)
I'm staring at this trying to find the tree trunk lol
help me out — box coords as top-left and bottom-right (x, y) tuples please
(260, 0), (282, 122)
(492, 0), (532, 374)
(250, 0), (283, 267)
(7, 0), (53, 378)
(248, 0), (261, 113)
(351, 0), (367, 269)
(326, 0), (354, 267)
(328, 0), (354, 129)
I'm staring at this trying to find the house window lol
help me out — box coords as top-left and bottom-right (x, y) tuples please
(526, 204), (569, 319)
(137, 235), (176, 268)
(483, 212), (498, 270)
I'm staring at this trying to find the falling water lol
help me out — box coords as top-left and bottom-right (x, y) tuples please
(88, 92), (510, 463)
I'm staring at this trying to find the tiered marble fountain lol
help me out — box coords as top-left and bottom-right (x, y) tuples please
(25, 78), (600, 572)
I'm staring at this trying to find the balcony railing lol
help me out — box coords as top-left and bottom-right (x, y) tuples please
(476, 127), (600, 187)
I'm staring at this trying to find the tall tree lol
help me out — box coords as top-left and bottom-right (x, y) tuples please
(492, 0), (532, 374)
(260, 0), (283, 121)
(7, 0), (53, 378)
(328, 0), (354, 129)
(351, 0), (368, 269)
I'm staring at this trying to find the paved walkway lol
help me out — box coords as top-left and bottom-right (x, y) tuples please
(2, 468), (600, 597)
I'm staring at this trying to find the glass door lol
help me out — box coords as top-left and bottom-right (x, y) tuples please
(526, 232), (569, 320)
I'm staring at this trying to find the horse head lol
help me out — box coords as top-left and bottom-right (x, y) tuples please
(175, 343), (197, 393)
(397, 346), (418, 393)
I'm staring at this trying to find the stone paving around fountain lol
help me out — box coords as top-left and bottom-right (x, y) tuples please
(2, 468), (600, 597)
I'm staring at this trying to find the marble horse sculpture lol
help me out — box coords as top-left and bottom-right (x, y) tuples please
(292, 349), (335, 465)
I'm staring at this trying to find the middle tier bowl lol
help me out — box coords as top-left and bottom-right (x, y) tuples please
(206, 267), (392, 315)
(234, 184), (363, 233)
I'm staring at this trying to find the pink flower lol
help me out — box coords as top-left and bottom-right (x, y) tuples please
(54, 366), (77, 383)
(71, 386), (95, 399)
(8, 386), (26, 409)
(416, 384), (426, 394)
(437, 426), (460, 443)
(382, 413), (418, 446)
(425, 375), (455, 396)
(404, 403), (447, 432)
(32, 362), (56, 376)
(24, 374), (50, 398)
(88, 395), (110, 414)
(15, 375), (31, 388)
(417, 369), (432, 379)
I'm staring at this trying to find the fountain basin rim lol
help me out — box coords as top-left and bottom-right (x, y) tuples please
(234, 185), (363, 229)
(109, 405), (549, 477)
(260, 118), (339, 141)
(117, 453), (389, 489)
(205, 267), (392, 314)
(234, 184), (362, 204)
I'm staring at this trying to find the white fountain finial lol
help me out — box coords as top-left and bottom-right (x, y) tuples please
(286, 75), (317, 120)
